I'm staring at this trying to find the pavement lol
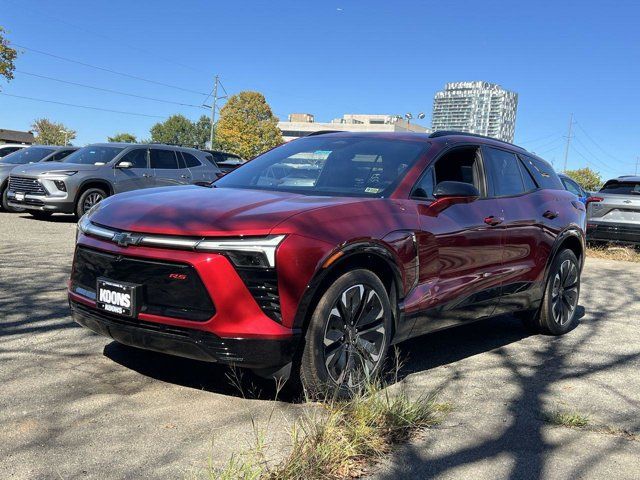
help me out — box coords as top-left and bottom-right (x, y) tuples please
(1, 210), (639, 479)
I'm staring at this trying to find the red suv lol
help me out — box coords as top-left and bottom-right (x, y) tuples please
(70, 131), (586, 393)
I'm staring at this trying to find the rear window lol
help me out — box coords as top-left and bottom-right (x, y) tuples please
(519, 154), (564, 190)
(600, 181), (640, 195)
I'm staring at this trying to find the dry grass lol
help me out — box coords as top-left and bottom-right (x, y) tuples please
(204, 378), (449, 480)
(544, 410), (590, 429)
(587, 245), (640, 262)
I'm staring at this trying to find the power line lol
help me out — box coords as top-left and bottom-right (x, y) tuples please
(16, 70), (207, 109)
(0, 92), (166, 118)
(518, 131), (562, 146)
(572, 135), (614, 170)
(12, 43), (209, 96)
(574, 120), (623, 162)
(2, 0), (209, 75)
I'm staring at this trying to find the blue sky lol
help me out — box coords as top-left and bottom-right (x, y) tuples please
(1, 0), (638, 178)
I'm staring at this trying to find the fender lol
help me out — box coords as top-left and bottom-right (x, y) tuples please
(291, 240), (404, 332)
(543, 225), (586, 284)
(77, 178), (115, 196)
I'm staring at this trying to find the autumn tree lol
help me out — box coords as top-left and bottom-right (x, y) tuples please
(31, 118), (77, 145)
(565, 167), (602, 191)
(108, 132), (137, 143)
(215, 91), (282, 159)
(149, 114), (211, 148)
(0, 27), (17, 86)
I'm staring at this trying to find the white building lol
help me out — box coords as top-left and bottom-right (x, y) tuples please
(278, 113), (430, 142)
(431, 82), (518, 142)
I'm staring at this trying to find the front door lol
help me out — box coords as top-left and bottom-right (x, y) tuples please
(407, 145), (506, 337)
(113, 148), (151, 193)
(149, 148), (183, 187)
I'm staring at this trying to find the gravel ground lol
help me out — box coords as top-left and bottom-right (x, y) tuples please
(1, 211), (639, 479)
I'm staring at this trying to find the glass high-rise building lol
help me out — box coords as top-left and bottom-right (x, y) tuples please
(432, 81), (518, 142)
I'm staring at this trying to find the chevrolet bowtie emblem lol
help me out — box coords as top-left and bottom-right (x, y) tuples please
(112, 232), (142, 247)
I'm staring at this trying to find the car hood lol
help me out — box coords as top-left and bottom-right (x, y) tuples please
(90, 186), (365, 237)
(13, 162), (103, 175)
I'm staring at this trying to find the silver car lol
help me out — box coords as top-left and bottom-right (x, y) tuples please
(6, 143), (222, 219)
(586, 175), (640, 246)
(1, 145), (78, 212)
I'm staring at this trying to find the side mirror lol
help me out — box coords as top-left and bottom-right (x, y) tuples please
(425, 181), (480, 216)
(116, 161), (133, 169)
(433, 181), (480, 200)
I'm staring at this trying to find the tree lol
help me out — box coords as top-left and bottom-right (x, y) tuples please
(108, 132), (137, 143)
(149, 114), (211, 148)
(565, 167), (602, 191)
(215, 91), (282, 159)
(0, 27), (17, 86)
(31, 118), (77, 145)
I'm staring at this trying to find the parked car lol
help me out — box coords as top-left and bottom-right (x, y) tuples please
(1, 145), (78, 212)
(6, 143), (222, 219)
(69, 131), (585, 395)
(0, 143), (28, 158)
(586, 175), (640, 246)
(559, 173), (590, 204)
(204, 150), (246, 174)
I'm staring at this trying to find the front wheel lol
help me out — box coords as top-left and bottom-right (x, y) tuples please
(525, 249), (581, 335)
(299, 269), (393, 397)
(76, 188), (107, 218)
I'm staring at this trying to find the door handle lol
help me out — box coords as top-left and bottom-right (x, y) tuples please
(484, 215), (503, 226)
(180, 174), (190, 179)
(543, 210), (559, 219)
(142, 173), (152, 178)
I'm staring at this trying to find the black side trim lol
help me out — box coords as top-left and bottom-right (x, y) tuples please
(70, 300), (297, 368)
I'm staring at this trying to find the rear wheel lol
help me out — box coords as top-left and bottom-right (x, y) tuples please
(299, 269), (392, 398)
(76, 188), (107, 218)
(523, 249), (581, 335)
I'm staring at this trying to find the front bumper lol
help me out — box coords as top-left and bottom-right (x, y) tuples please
(70, 299), (298, 368)
(586, 222), (640, 245)
(7, 192), (75, 213)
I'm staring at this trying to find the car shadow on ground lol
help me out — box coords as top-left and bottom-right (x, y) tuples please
(18, 213), (77, 223)
(102, 307), (585, 404)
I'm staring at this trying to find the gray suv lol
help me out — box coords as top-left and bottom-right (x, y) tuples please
(6, 143), (221, 219)
(587, 176), (640, 246)
(1, 145), (79, 212)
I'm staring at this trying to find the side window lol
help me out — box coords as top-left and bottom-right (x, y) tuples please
(53, 150), (75, 161)
(518, 158), (538, 191)
(484, 147), (525, 196)
(150, 149), (178, 169)
(520, 154), (564, 190)
(205, 153), (216, 165)
(181, 151), (202, 168)
(120, 148), (148, 168)
(563, 177), (582, 196)
(411, 167), (435, 199)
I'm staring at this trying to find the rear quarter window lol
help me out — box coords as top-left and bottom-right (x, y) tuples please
(519, 154), (564, 190)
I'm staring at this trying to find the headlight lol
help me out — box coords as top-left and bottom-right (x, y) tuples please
(43, 170), (78, 176)
(196, 235), (285, 268)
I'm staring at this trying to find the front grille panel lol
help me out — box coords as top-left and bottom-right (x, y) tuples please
(235, 267), (282, 323)
(71, 246), (215, 321)
(9, 176), (47, 195)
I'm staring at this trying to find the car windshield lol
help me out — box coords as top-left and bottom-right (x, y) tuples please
(62, 146), (125, 165)
(600, 181), (640, 195)
(0, 147), (56, 164)
(214, 136), (428, 197)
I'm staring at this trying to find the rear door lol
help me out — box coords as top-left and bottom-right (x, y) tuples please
(149, 148), (183, 187)
(484, 147), (560, 314)
(180, 150), (217, 184)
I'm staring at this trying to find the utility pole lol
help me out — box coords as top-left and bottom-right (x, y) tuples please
(209, 75), (219, 149)
(563, 113), (573, 172)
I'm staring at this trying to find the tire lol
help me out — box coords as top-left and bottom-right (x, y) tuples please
(299, 269), (393, 398)
(524, 249), (581, 335)
(75, 187), (107, 218)
(28, 211), (53, 220)
(1, 186), (24, 213)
